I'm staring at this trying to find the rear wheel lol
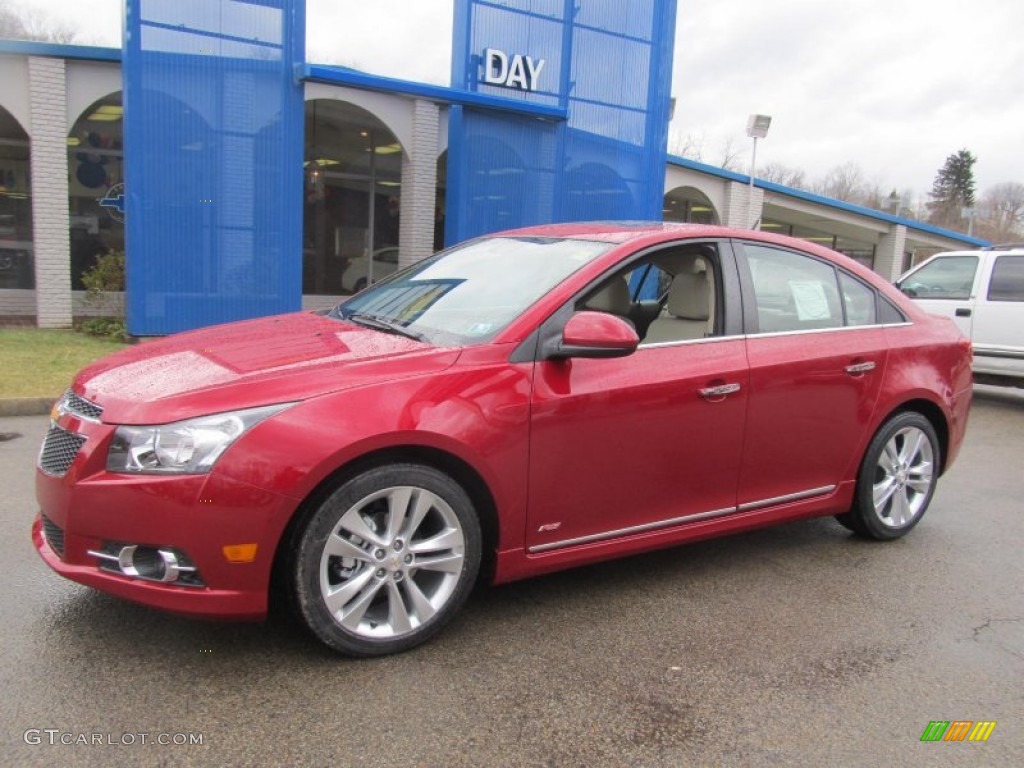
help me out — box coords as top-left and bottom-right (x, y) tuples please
(836, 412), (940, 540)
(291, 464), (481, 656)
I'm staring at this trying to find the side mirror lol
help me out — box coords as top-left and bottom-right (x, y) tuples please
(549, 311), (639, 359)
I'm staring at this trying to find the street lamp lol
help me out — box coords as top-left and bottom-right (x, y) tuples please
(961, 206), (976, 237)
(746, 114), (771, 228)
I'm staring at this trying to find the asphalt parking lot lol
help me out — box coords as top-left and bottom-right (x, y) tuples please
(1, 387), (1021, 767)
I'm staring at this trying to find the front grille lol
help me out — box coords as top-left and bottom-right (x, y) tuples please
(62, 391), (103, 422)
(39, 425), (86, 476)
(41, 515), (66, 558)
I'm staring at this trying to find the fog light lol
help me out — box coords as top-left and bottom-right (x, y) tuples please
(88, 543), (203, 586)
(114, 545), (181, 582)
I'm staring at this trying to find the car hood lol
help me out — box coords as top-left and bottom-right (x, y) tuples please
(73, 312), (462, 424)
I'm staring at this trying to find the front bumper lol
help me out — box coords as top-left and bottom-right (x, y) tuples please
(34, 408), (297, 621)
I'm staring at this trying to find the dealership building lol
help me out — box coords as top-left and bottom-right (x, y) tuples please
(0, 1), (985, 334)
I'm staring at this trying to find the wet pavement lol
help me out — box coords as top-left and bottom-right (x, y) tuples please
(1, 387), (1022, 767)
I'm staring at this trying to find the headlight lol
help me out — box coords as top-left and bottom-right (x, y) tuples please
(106, 403), (293, 474)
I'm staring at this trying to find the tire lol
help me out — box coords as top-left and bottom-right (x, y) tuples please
(353, 277), (367, 293)
(837, 411), (940, 540)
(291, 464), (481, 656)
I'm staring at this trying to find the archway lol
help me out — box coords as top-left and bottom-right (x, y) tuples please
(303, 99), (404, 295)
(663, 186), (719, 224)
(67, 92), (123, 290)
(565, 162), (633, 221)
(0, 104), (33, 289)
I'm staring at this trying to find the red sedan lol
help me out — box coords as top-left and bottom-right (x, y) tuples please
(34, 223), (973, 655)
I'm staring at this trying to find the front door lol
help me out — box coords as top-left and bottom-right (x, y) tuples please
(525, 242), (749, 553)
(526, 341), (749, 551)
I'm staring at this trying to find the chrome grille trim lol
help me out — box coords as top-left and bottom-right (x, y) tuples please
(39, 425), (86, 477)
(61, 390), (103, 422)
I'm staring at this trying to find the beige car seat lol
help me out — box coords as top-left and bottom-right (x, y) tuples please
(644, 257), (714, 342)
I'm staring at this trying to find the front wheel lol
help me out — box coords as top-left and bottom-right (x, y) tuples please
(291, 464), (481, 656)
(836, 412), (940, 540)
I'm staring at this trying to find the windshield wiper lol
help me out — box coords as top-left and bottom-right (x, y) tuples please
(344, 312), (428, 343)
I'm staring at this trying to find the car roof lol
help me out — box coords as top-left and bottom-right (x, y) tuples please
(493, 221), (739, 244)
(489, 220), (865, 268)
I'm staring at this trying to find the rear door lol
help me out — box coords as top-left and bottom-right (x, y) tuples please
(735, 242), (889, 508)
(971, 253), (1024, 374)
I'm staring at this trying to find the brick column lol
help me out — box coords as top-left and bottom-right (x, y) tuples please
(722, 180), (762, 230)
(28, 56), (72, 328)
(398, 99), (440, 268)
(874, 224), (908, 281)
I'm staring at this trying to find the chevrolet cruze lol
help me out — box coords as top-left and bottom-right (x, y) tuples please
(35, 223), (973, 655)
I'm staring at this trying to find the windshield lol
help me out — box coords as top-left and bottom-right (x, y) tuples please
(330, 237), (612, 345)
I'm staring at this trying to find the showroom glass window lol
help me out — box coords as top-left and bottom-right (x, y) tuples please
(303, 99), (403, 296)
(0, 105), (33, 289)
(67, 93), (124, 290)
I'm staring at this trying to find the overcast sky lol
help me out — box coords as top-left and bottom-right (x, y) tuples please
(11, 0), (1024, 202)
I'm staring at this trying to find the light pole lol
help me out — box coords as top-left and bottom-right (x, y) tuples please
(961, 206), (976, 237)
(746, 114), (771, 229)
(887, 190), (901, 215)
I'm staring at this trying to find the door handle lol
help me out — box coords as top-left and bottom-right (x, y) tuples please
(699, 382), (741, 399)
(844, 361), (876, 375)
(955, 307), (972, 317)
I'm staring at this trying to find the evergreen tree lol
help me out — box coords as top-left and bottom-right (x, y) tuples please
(927, 149), (977, 230)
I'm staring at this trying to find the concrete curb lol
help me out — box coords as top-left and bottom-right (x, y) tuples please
(0, 397), (57, 417)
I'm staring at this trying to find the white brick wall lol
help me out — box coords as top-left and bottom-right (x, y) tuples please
(875, 225), (908, 281)
(722, 180), (763, 230)
(28, 56), (72, 328)
(398, 99), (440, 268)
(0, 289), (37, 317)
(0, 290), (124, 318)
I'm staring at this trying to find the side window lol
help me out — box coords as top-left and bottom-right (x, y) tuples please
(744, 245), (842, 333)
(987, 255), (1024, 302)
(879, 297), (907, 324)
(578, 243), (722, 344)
(839, 273), (877, 326)
(898, 256), (978, 299)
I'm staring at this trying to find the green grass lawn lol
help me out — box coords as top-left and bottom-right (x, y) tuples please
(0, 329), (128, 398)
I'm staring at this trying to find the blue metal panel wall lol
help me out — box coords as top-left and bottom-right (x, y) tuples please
(124, 0), (304, 335)
(447, 0), (678, 245)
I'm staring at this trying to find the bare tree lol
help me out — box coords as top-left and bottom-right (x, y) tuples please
(0, 2), (25, 37)
(0, 0), (77, 43)
(667, 131), (705, 162)
(718, 137), (741, 172)
(760, 162), (806, 189)
(977, 182), (1024, 243)
(859, 183), (886, 211)
(813, 162), (866, 203)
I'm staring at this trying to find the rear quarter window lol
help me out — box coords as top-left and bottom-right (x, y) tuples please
(987, 255), (1024, 302)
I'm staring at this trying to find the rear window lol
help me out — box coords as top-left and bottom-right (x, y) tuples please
(987, 255), (1024, 302)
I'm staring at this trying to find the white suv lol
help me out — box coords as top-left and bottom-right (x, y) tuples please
(896, 245), (1024, 387)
